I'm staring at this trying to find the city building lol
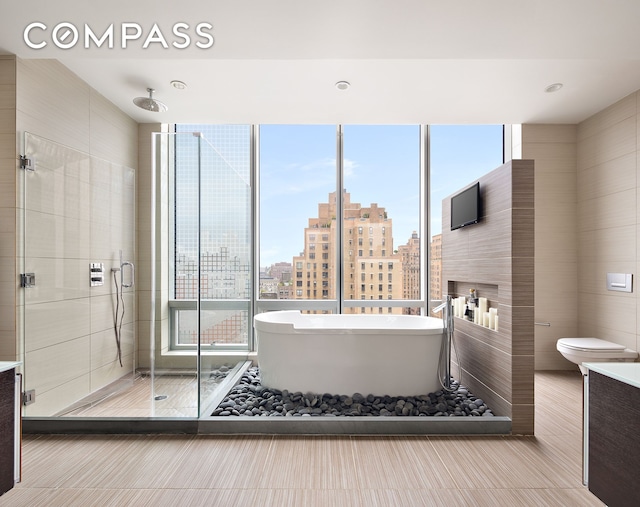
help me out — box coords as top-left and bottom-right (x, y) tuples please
(269, 262), (292, 283)
(430, 233), (443, 314)
(397, 231), (421, 314)
(292, 190), (403, 313)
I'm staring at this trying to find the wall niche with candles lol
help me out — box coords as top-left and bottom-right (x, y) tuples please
(449, 281), (499, 331)
(442, 159), (535, 435)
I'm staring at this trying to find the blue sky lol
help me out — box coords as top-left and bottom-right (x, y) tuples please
(259, 124), (503, 267)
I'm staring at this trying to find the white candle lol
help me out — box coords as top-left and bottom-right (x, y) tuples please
(478, 297), (488, 315)
(494, 315), (499, 332)
(489, 308), (498, 330)
(483, 312), (490, 327)
(474, 309), (479, 324)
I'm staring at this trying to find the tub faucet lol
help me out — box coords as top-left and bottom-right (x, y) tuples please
(432, 295), (453, 390)
(433, 299), (448, 314)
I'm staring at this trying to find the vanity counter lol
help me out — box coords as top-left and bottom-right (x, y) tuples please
(584, 362), (640, 507)
(584, 361), (640, 388)
(0, 362), (20, 374)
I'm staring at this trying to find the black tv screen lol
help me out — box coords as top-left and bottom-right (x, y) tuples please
(451, 182), (480, 230)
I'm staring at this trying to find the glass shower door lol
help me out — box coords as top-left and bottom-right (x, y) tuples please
(21, 132), (136, 417)
(157, 128), (252, 418)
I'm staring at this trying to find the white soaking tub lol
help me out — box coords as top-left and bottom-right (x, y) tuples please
(254, 310), (445, 397)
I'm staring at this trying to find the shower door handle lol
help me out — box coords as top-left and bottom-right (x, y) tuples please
(121, 261), (135, 288)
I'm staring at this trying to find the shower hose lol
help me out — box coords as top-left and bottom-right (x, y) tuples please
(112, 269), (125, 367)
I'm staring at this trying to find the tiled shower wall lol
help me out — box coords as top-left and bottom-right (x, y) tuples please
(0, 56), (138, 415)
(21, 134), (136, 415)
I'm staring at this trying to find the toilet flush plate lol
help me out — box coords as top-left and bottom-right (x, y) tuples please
(606, 273), (632, 293)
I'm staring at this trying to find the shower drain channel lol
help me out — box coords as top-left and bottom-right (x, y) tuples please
(154, 395), (168, 401)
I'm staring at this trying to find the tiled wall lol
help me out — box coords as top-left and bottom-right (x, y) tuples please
(576, 91), (640, 356)
(443, 160), (535, 435)
(5, 59), (138, 415)
(521, 125), (579, 369)
(522, 92), (640, 370)
(0, 56), (17, 362)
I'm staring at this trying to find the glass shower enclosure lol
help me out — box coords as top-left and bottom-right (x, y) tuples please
(20, 132), (136, 417)
(19, 130), (252, 420)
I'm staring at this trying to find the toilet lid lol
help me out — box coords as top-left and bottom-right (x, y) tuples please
(558, 337), (626, 351)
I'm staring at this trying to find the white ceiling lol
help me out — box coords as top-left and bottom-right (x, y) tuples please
(2, 0), (640, 125)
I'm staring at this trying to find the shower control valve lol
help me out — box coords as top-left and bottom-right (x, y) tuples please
(90, 262), (104, 287)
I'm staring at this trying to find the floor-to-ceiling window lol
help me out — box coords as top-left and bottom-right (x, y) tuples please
(258, 125), (337, 313)
(170, 124), (504, 350)
(341, 125), (422, 315)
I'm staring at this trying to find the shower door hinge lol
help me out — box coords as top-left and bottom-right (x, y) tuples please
(19, 155), (35, 171)
(22, 389), (35, 406)
(20, 273), (36, 288)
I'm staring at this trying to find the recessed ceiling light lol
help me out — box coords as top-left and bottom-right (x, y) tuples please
(545, 83), (563, 93)
(335, 81), (350, 91)
(170, 80), (187, 90)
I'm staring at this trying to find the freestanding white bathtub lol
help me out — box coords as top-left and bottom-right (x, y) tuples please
(254, 310), (445, 397)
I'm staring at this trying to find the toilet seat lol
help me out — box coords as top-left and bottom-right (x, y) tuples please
(557, 337), (626, 352)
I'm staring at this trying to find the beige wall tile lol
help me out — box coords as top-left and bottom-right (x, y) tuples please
(0, 106), (15, 133)
(24, 298), (91, 352)
(577, 188), (636, 232)
(535, 171), (577, 203)
(89, 89), (138, 169)
(0, 84), (16, 110)
(0, 303), (15, 333)
(578, 91), (636, 142)
(25, 335), (91, 394)
(24, 209), (91, 259)
(0, 56), (16, 85)
(23, 374), (90, 417)
(17, 59), (91, 152)
(579, 291), (636, 338)
(578, 224), (635, 263)
(522, 124), (577, 144)
(578, 152), (635, 200)
(90, 331), (135, 392)
(91, 292), (135, 335)
(577, 115), (636, 170)
(535, 348), (575, 370)
(23, 257), (90, 304)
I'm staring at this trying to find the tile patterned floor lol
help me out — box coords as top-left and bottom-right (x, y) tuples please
(0, 371), (604, 506)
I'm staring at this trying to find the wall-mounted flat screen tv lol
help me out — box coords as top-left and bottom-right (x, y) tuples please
(451, 182), (480, 230)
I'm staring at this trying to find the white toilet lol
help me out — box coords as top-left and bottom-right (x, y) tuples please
(557, 337), (638, 375)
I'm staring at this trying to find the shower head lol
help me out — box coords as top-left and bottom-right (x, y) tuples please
(133, 88), (168, 112)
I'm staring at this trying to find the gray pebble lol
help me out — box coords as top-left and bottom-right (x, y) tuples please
(211, 368), (494, 419)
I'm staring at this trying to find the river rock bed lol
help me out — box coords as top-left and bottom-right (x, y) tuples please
(211, 367), (494, 418)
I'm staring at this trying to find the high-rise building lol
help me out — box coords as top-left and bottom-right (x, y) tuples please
(292, 190), (403, 313)
(398, 231), (421, 314)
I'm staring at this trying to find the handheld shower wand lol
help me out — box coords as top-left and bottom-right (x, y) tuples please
(111, 251), (135, 367)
